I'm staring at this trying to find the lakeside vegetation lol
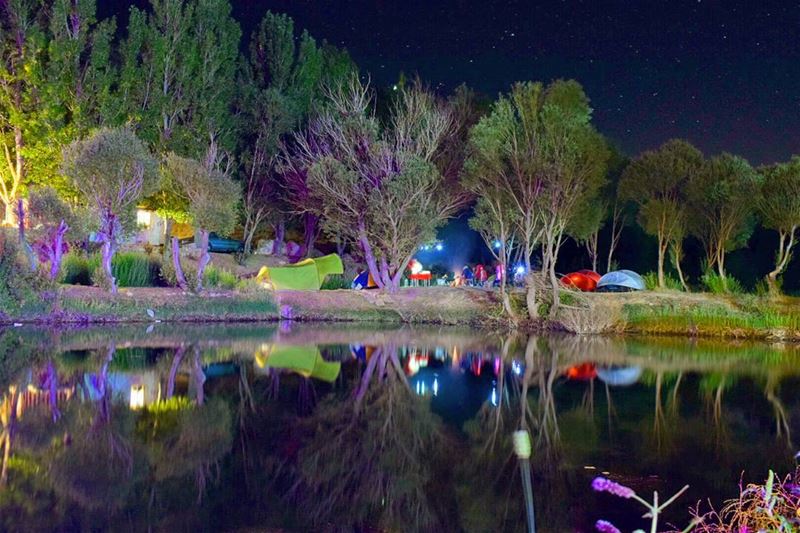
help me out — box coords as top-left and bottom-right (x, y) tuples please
(1, 1), (800, 340)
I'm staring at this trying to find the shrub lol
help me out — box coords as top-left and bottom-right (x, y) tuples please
(60, 252), (96, 285)
(204, 264), (238, 290)
(321, 274), (351, 290)
(0, 230), (54, 314)
(701, 270), (743, 294)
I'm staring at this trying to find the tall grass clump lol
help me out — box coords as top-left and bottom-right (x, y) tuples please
(111, 252), (162, 287)
(701, 270), (743, 294)
(204, 265), (238, 290)
(642, 271), (683, 291)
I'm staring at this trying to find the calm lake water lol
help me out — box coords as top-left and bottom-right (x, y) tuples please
(0, 323), (797, 532)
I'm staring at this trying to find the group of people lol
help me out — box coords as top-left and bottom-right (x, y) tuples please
(452, 263), (505, 288)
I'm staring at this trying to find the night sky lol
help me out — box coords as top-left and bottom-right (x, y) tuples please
(99, 1), (800, 164)
(228, 0), (800, 165)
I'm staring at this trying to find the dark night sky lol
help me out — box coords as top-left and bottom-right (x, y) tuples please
(101, 0), (800, 164)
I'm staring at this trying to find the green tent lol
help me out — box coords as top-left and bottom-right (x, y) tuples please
(256, 254), (344, 290)
(254, 344), (341, 383)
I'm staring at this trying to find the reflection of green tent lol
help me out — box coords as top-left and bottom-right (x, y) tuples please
(254, 344), (341, 383)
(256, 254), (344, 290)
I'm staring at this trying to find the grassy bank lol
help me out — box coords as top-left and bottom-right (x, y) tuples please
(573, 290), (800, 341)
(0, 285), (502, 326)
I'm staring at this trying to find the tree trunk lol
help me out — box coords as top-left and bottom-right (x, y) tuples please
(272, 219), (285, 255)
(49, 220), (68, 280)
(195, 229), (210, 292)
(167, 346), (186, 398)
(0, 387), (18, 487)
(766, 228), (795, 295)
(525, 274), (538, 320)
(671, 243), (688, 291)
(657, 236), (667, 289)
(302, 213), (318, 257)
(192, 347), (205, 406)
(358, 226), (384, 290)
(586, 230), (599, 273)
(172, 237), (189, 291)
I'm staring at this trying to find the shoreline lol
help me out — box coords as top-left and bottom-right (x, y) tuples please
(3, 285), (800, 344)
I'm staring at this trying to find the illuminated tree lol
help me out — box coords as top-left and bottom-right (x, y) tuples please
(118, 0), (240, 156)
(26, 187), (87, 280)
(619, 139), (703, 288)
(162, 139), (240, 292)
(757, 157), (800, 294)
(285, 77), (467, 292)
(688, 153), (761, 286)
(62, 127), (159, 293)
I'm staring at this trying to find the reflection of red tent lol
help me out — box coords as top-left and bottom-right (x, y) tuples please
(565, 362), (597, 380)
(560, 270), (600, 291)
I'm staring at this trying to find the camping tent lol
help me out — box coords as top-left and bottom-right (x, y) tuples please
(352, 271), (379, 290)
(256, 253), (344, 290)
(596, 366), (642, 387)
(596, 269), (645, 292)
(561, 270), (600, 291)
(254, 344), (341, 383)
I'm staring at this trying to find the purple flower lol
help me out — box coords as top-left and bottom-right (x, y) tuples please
(592, 477), (636, 499)
(595, 520), (622, 533)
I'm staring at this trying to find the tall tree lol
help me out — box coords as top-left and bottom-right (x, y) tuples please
(619, 139), (703, 288)
(243, 11), (356, 257)
(757, 157), (800, 293)
(62, 127), (159, 293)
(0, 0), (44, 224)
(533, 80), (608, 313)
(118, 0), (241, 157)
(285, 77), (466, 292)
(688, 153), (761, 286)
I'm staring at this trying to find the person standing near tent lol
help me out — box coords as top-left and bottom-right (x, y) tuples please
(462, 265), (474, 286)
(494, 262), (505, 287)
(474, 264), (488, 287)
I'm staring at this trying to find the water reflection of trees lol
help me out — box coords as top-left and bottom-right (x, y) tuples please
(270, 344), (447, 531)
(0, 343), (234, 531)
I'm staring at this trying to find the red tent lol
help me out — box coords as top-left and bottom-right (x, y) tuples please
(560, 270), (600, 291)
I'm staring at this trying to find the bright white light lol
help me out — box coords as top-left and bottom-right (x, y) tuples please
(493, 240), (502, 249)
(435, 243), (443, 251)
(433, 377), (439, 396)
(512, 360), (522, 375)
(490, 385), (498, 407)
(130, 384), (145, 410)
(515, 265), (526, 275)
(416, 381), (422, 395)
(136, 209), (151, 228)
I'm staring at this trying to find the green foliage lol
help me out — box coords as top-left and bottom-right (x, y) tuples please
(118, 0), (241, 156)
(60, 253), (98, 285)
(203, 265), (238, 290)
(111, 252), (162, 287)
(162, 152), (240, 236)
(643, 271), (683, 291)
(701, 271), (743, 294)
(62, 127), (160, 229)
(0, 230), (54, 314)
(320, 274), (351, 290)
(758, 156), (800, 232)
(688, 153), (762, 268)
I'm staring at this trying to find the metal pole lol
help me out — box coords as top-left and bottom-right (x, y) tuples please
(513, 430), (536, 533)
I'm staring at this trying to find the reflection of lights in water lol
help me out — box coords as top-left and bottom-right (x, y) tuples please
(493, 357), (501, 375)
(490, 382), (498, 406)
(512, 360), (522, 375)
(130, 384), (145, 410)
(433, 376), (439, 396)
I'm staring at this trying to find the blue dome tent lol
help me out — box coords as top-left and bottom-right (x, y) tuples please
(596, 269), (645, 292)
